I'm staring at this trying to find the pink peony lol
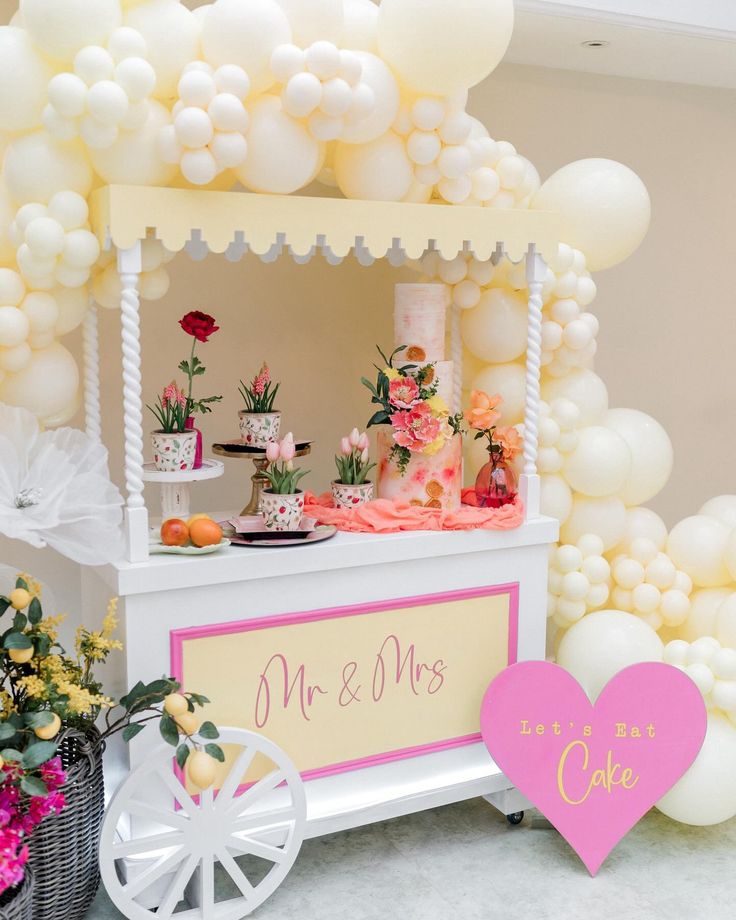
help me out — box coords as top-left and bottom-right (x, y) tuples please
(388, 376), (420, 409)
(390, 403), (442, 452)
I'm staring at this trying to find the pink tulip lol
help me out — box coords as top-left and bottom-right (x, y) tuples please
(280, 434), (296, 461)
(349, 427), (360, 447)
(360, 447), (369, 465)
(340, 436), (352, 455)
(265, 441), (280, 462)
(357, 432), (369, 451)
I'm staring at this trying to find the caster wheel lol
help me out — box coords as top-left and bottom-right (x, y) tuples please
(506, 811), (524, 826)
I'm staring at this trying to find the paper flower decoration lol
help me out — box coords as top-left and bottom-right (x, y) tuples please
(0, 404), (124, 564)
(43, 27), (156, 150)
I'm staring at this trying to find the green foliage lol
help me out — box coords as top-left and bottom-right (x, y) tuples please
(239, 378), (280, 413)
(159, 713), (179, 747)
(198, 721), (219, 740)
(263, 462), (309, 495)
(4, 632), (32, 650)
(176, 744), (190, 769)
(22, 741), (57, 770)
(21, 776), (48, 797)
(204, 743), (225, 763)
(334, 450), (375, 486)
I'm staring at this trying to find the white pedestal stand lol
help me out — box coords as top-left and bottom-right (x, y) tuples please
(142, 459), (225, 519)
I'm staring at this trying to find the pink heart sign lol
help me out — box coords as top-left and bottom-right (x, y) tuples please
(480, 661), (707, 875)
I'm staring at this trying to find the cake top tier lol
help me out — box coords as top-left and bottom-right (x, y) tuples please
(394, 283), (448, 364)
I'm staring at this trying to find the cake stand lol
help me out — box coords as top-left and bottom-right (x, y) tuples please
(212, 440), (312, 515)
(142, 459), (224, 519)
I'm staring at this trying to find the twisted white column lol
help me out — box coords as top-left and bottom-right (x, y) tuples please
(120, 272), (145, 510)
(450, 298), (463, 413)
(82, 302), (101, 443)
(522, 245), (546, 519)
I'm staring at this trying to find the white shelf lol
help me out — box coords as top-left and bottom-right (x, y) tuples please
(142, 458), (224, 483)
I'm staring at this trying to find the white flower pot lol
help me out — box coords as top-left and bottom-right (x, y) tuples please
(261, 490), (304, 531)
(238, 410), (281, 448)
(151, 429), (197, 472)
(331, 480), (374, 509)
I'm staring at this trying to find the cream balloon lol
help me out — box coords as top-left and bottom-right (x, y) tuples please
(0, 342), (79, 425)
(3, 132), (93, 205)
(235, 96), (324, 195)
(90, 100), (178, 186)
(201, 0), (291, 94)
(560, 494), (627, 551)
(656, 714), (736, 826)
(276, 0), (343, 45)
(341, 0), (378, 52)
(667, 516), (731, 588)
(540, 473), (573, 525)
(676, 588), (732, 643)
(562, 425), (631, 498)
(724, 529), (736, 583)
(54, 285), (89, 335)
(609, 506), (668, 556)
(605, 408), (673, 506)
(0, 183), (14, 264)
(125, 0), (201, 100)
(377, 0), (513, 96)
(461, 288), (527, 363)
(21, 0), (121, 61)
(470, 362), (525, 426)
(557, 610), (663, 702)
(716, 593), (736, 649)
(532, 158), (651, 272)
(0, 27), (53, 133)
(339, 52), (399, 145)
(700, 495), (736, 530)
(541, 367), (608, 426)
(335, 130), (416, 203)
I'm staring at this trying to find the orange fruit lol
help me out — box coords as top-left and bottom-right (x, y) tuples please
(161, 518), (189, 546)
(189, 518), (222, 548)
(187, 513), (212, 528)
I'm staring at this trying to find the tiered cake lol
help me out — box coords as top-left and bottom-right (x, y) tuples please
(377, 283), (463, 511)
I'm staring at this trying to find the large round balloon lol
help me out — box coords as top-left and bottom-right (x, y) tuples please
(341, 0), (378, 52)
(666, 515), (732, 588)
(201, 0), (291, 94)
(540, 472), (573, 524)
(656, 714), (736, 825)
(700, 495), (736, 529)
(334, 130), (412, 201)
(21, 0), (121, 61)
(0, 182), (15, 264)
(339, 51), (400, 145)
(235, 95), (324, 195)
(716, 592), (736, 649)
(125, 0), (201, 100)
(605, 408), (673, 506)
(610, 506), (668, 555)
(557, 609), (663, 702)
(91, 100), (177, 186)
(541, 367), (608, 426)
(560, 494), (627, 551)
(0, 341), (79, 425)
(470, 361), (525, 426)
(461, 288), (527, 363)
(377, 0), (513, 96)
(532, 159), (651, 271)
(562, 425), (631, 498)
(0, 27), (52, 133)
(679, 588), (732, 642)
(4, 132), (93, 205)
(275, 0), (343, 45)
(54, 285), (89, 335)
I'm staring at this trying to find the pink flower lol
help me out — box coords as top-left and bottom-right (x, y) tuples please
(360, 447), (369, 464)
(349, 427), (361, 447)
(162, 381), (186, 408)
(280, 433), (296, 462)
(391, 403), (442, 452)
(251, 362), (271, 396)
(340, 437), (351, 456)
(265, 441), (280, 462)
(388, 376), (420, 410)
(357, 432), (369, 451)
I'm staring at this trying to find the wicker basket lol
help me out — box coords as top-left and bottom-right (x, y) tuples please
(28, 727), (105, 920)
(0, 870), (34, 920)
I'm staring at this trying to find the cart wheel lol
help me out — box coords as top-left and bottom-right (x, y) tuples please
(100, 727), (306, 920)
(506, 811), (524, 826)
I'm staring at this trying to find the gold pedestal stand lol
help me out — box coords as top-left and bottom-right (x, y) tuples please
(212, 440), (313, 516)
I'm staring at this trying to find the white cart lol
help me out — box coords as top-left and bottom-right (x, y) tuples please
(81, 186), (560, 918)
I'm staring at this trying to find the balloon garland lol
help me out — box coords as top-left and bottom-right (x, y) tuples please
(0, 0), (735, 825)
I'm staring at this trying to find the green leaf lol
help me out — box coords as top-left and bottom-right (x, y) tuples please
(12, 613), (27, 631)
(0, 723), (17, 741)
(175, 744), (190, 769)
(14, 577), (28, 591)
(122, 723), (145, 743)
(0, 598), (10, 617)
(204, 743), (225, 763)
(24, 712), (54, 729)
(36, 635), (51, 657)
(159, 713), (179, 747)
(188, 693), (209, 706)
(3, 632), (32, 650)
(367, 410), (389, 428)
(1, 749), (23, 762)
(21, 776), (48, 797)
(28, 597), (42, 626)
(144, 678), (173, 697)
(22, 741), (57, 770)
(198, 721), (219, 740)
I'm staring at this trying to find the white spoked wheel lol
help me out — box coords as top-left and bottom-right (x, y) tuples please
(100, 728), (307, 920)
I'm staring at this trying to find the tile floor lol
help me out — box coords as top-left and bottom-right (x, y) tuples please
(86, 799), (733, 920)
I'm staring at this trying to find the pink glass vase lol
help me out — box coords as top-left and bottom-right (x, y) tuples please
(474, 455), (518, 508)
(185, 416), (203, 469)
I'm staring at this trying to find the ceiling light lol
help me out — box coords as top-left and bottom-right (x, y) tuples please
(581, 40), (610, 49)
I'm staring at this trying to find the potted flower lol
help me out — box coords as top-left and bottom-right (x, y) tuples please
(332, 428), (375, 508)
(147, 381), (197, 471)
(178, 310), (222, 469)
(465, 389), (522, 508)
(238, 362), (281, 448)
(261, 433), (309, 530)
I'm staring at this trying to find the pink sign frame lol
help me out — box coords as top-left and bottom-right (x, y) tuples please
(170, 582), (519, 782)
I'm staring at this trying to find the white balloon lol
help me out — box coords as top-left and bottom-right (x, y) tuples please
(0, 183), (15, 264)
(610, 506), (668, 556)
(716, 593), (736, 649)
(532, 158), (651, 272)
(339, 52), (399, 144)
(25, 217), (66, 259)
(74, 45), (115, 84)
(657, 714), (736, 826)
(209, 131), (248, 169)
(22, 0), (121, 61)
(201, 0), (291, 94)
(469, 361), (526, 425)
(235, 95), (324, 195)
(0, 343), (32, 373)
(87, 80), (130, 126)
(270, 43), (305, 83)
(80, 115), (119, 149)
(0, 307), (30, 347)
(562, 426), (631, 498)
(540, 473), (573, 524)
(125, 0), (201, 100)
(558, 610), (663, 702)
(276, 0), (343, 46)
(453, 279), (481, 310)
(115, 57), (157, 103)
(0, 27), (53, 132)
(305, 40), (342, 80)
(605, 408), (673, 506)
(4, 131), (93, 205)
(55, 285), (89, 335)
(283, 72), (323, 118)
(308, 112), (343, 142)
(62, 228), (100, 269)
(377, 0), (513, 95)
(175, 107), (214, 149)
(334, 130), (412, 201)
(139, 265), (170, 300)
(700, 495), (736, 530)
(680, 588), (733, 642)
(461, 288), (527, 363)
(48, 191), (89, 231)
(90, 100), (178, 185)
(214, 64), (251, 100)
(178, 69), (217, 109)
(0, 342), (79, 425)
(108, 26), (147, 61)
(341, 0), (379, 52)
(321, 78), (352, 117)
(667, 516), (731, 588)
(207, 94), (249, 133)
(541, 367), (608, 426)
(181, 148), (218, 186)
(560, 494), (627, 551)
(22, 292), (59, 332)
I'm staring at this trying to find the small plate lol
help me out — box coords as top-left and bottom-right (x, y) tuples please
(149, 535), (231, 555)
(222, 524), (337, 547)
(212, 439), (312, 455)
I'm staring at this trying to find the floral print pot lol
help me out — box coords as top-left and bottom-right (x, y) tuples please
(331, 480), (374, 509)
(261, 489), (304, 531)
(238, 410), (281, 448)
(151, 429), (197, 472)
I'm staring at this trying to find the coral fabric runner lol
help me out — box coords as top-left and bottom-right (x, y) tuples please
(303, 489), (524, 533)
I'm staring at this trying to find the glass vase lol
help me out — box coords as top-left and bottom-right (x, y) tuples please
(474, 455), (518, 508)
(185, 416), (203, 470)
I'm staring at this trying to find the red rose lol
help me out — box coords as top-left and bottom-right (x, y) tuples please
(179, 311), (219, 342)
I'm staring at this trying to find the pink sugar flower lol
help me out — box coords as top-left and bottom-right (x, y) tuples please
(388, 376), (420, 410)
(390, 403), (442, 452)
